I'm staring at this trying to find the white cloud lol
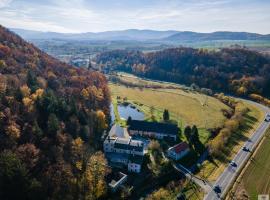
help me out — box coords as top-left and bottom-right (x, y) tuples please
(0, 0), (269, 33)
(0, 0), (12, 8)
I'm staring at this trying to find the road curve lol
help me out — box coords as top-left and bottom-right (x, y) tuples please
(204, 100), (270, 200)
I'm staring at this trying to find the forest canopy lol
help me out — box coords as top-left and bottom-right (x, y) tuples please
(96, 48), (270, 97)
(0, 25), (111, 199)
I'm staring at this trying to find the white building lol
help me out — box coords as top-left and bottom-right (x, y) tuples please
(104, 125), (144, 173)
(128, 155), (143, 173)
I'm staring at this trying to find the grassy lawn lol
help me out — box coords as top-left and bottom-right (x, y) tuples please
(197, 102), (264, 182)
(111, 98), (127, 126)
(181, 182), (204, 200)
(109, 83), (229, 130)
(230, 128), (270, 199)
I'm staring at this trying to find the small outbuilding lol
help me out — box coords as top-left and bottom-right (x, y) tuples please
(167, 142), (190, 161)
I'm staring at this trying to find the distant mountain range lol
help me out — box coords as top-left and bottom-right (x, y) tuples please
(11, 28), (270, 42)
(10, 28), (177, 41)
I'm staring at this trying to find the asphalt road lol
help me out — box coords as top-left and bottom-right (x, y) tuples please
(173, 163), (212, 192)
(204, 100), (270, 200)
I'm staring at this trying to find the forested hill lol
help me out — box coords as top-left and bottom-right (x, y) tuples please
(96, 48), (270, 97)
(164, 31), (270, 42)
(0, 24), (111, 199)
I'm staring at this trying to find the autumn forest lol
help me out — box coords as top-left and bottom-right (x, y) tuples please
(96, 48), (270, 98)
(0, 25), (111, 200)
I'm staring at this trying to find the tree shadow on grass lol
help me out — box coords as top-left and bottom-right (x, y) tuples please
(224, 112), (258, 152)
(216, 152), (231, 164)
(207, 155), (219, 167)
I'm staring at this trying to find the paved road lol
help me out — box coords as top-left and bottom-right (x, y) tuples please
(173, 163), (212, 192)
(204, 100), (270, 200)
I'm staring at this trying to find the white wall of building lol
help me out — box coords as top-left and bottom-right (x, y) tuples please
(128, 162), (141, 173)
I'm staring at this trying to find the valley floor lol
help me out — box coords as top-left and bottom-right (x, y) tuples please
(108, 73), (265, 199)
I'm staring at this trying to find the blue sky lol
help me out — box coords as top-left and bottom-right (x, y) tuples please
(0, 0), (269, 33)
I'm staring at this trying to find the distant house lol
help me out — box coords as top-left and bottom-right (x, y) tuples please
(103, 125), (144, 173)
(167, 142), (190, 161)
(128, 120), (179, 141)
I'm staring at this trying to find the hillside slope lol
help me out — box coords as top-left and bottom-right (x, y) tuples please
(96, 47), (270, 97)
(0, 25), (110, 199)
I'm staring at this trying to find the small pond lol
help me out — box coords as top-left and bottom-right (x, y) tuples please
(118, 104), (144, 121)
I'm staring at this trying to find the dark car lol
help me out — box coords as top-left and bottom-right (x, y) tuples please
(230, 161), (237, 167)
(214, 185), (221, 193)
(242, 146), (249, 152)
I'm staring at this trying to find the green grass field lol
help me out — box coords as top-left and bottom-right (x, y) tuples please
(109, 74), (231, 145)
(239, 128), (270, 199)
(110, 83), (229, 129)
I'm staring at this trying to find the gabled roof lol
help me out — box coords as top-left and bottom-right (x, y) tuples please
(128, 120), (178, 135)
(109, 124), (129, 138)
(169, 142), (189, 154)
(114, 138), (131, 150)
(113, 137), (144, 152)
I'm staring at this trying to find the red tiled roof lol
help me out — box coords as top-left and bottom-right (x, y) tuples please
(172, 142), (189, 154)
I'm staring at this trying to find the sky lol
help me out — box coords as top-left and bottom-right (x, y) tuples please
(0, 0), (269, 34)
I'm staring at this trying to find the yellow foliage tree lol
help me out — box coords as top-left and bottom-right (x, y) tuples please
(0, 59), (6, 69)
(0, 75), (7, 94)
(20, 85), (31, 97)
(208, 137), (224, 157)
(31, 88), (44, 100)
(47, 70), (57, 79)
(84, 152), (110, 200)
(23, 97), (34, 111)
(96, 110), (107, 132)
(81, 88), (90, 99)
(146, 188), (171, 200)
(5, 122), (21, 140)
(225, 119), (239, 132)
(237, 86), (247, 95)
